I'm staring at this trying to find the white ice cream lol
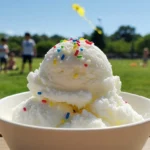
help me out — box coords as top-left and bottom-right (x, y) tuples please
(27, 39), (121, 108)
(12, 38), (144, 128)
(12, 97), (73, 127)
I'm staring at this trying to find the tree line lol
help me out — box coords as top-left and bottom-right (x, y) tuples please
(0, 25), (149, 58)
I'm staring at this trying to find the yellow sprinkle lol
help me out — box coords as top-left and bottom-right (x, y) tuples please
(73, 73), (78, 79)
(49, 102), (53, 107)
(53, 58), (57, 65)
(63, 40), (68, 42)
(73, 44), (78, 50)
(79, 37), (85, 40)
(61, 119), (65, 124)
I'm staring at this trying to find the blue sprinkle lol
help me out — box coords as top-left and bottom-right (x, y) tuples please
(65, 112), (70, 119)
(37, 92), (42, 95)
(80, 48), (83, 51)
(57, 48), (61, 52)
(73, 39), (77, 42)
(61, 54), (65, 60)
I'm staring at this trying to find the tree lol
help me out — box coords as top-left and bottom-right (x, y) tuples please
(50, 34), (66, 43)
(36, 41), (55, 57)
(82, 33), (91, 40)
(8, 42), (21, 55)
(135, 34), (150, 54)
(32, 34), (42, 43)
(9, 36), (23, 45)
(111, 25), (136, 42)
(0, 33), (8, 40)
(106, 40), (130, 55)
(91, 26), (106, 51)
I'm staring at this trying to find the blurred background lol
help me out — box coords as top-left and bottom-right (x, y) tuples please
(0, 0), (150, 98)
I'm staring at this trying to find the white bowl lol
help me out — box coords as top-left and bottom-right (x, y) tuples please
(0, 92), (150, 150)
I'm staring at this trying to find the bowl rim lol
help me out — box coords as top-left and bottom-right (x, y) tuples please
(0, 91), (150, 131)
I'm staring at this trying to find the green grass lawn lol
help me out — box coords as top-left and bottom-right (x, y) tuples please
(0, 58), (150, 99)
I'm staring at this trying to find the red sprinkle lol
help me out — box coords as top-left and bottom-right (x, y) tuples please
(53, 45), (56, 48)
(125, 101), (128, 103)
(23, 107), (27, 111)
(74, 50), (79, 56)
(84, 64), (88, 67)
(77, 42), (80, 46)
(42, 100), (47, 104)
(85, 40), (93, 45)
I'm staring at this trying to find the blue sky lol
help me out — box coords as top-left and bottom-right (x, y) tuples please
(0, 0), (150, 37)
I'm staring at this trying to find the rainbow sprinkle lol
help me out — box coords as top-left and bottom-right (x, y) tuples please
(65, 112), (70, 119)
(77, 55), (82, 59)
(23, 107), (27, 111)
(73, 39), (77, 42)
(79, 37), (85, 40)
(73, 44), (78, 50)
(53, 58), (57, 65)
(42, 100), (47, 104)
(57, 48), (61, 52)
(85, 40), (93, 45)
(61, 119), (65, 124)
(49, 102), (53, 107)
(37, 92), (42, 95)
(51, 38), (92, 70)
(73, 73), (78, 79)
(80, 48), (83, 51)
(63, 40), (68, 42)
(74, 50), (79, 56)
(77, 42), (80, 46)
(61, 54), (65, 60)
(84, 64), (88, 67)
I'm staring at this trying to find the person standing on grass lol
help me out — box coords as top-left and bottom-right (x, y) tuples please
(0, 38), (9, 73)
(20, 32), (36, 73)
(142, 47), (149, 67)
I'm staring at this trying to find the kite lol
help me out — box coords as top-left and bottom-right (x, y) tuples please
(72, 3), (102, 34)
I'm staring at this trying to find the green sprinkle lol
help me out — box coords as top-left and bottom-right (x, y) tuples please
(60, 40), (63, 43)
(61, 46), (64, 48)
(77, 55), (83, 59)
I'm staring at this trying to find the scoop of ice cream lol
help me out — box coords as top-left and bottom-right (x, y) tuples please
(89, 91), (144, 126)
(12, 97), (107, 128)
(27, 39), (121, 108)
(12, 97), (73, 127)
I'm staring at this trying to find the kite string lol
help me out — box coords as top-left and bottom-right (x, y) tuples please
(83, 16), (102, 34)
